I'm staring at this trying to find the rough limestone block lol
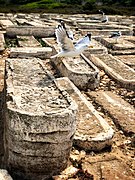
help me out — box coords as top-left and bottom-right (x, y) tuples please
(17, 35), (41, 47)
(6, 26), (55, 38)
(110, 49), (135, 55)
(78, 23), (131, 30)
(115, 55), (135, 70)
(8, 135), (73, 156)
(90, 54), (135, 90)
(0, 20), (14, 29)
(99, 37), (135, 50)
(16, 18), (28, 25)
(5, 58), (77, 180)
(81, 29), (133, 36)
(10, 47), (52, 59)
(24, 20), (45, 27)
(16, 14), (26, 19)
(87, 91), (135, 136)
(0, 34), (5, 51)
(0, 58), (5, 166)
(0, 169), (13, 180)
(55, 77), (114, 151)
(84, 39), (108, 55)
(121, 36), (135, 44)
(51, 54), (100, 90)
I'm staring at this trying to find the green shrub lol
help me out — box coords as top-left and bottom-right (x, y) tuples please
(20, 0), (65, 10)
(83, 0), (96, 11)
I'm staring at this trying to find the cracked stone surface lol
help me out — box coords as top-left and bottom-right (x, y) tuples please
(0, 169), (13, 180)
(90, 54), (135, 90)
(0, 34), (5, 51)
(52, 55), (100, 90)
(5, 57), (77, 179)
(99, 37), (135, 50)
(17, 35), (41, 47)
(6, 26), (55, 37)
(0, 12), (134, 180)
(87, 91), (135, 136)
(55, 77), (114, 151)
(114, 55), (135, 69)
(10, 47), (52, 59)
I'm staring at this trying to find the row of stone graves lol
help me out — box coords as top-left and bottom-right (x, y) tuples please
(0, 13), (135, 180)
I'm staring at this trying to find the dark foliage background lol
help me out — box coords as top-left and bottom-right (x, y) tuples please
(0, 0), (135, 15)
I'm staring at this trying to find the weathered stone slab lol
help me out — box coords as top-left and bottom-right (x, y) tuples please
(6, 26), (55, 38)
(81, 29), (133, 36)
(53, 54), (100, 90)
(78, 23), (131, 30)
(78, 23), (110, 29)
(114, 55), (135, 69)
(88, 32), (135, 55)
(0, 169), (13, 180)
(42, 37), (55, 47)
(16, 13), (26, 19)
(6, 58), (77, 180)
(90, 54), (135, 90)
(84, 39), (108, 55)
(0, 20), (14, 29)
(55, 77), (114, 151)
(16, 18), (28, 25)
(99, 37), (135, 50)
(110, 49), (135, 55)
(87, 91), (135, 136)
(0, 33), (5, 51)
(10, 47), (52, 59)
(123, 35), (135, 44)
(24, 20), (45, 27)
(43, 38), (100, 90)
(0, 58), (5, 167)
(8, 134), (72, 156)
(76, 20), (101, 24)
(17, 35), (41, 47)
(26, 19), (48, 27)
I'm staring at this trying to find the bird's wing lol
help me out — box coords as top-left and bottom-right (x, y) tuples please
(55, 25), (75, 51)
(67, 30), (74, 40)
(60, 20), (74, 40)
(75, 34), (91, 49)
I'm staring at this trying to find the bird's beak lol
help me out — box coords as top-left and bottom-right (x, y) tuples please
(89, 45), (93, 48)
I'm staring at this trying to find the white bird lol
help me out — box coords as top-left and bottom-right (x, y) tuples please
(109, 31), (121, 43)
(51, 24), (92, 58)
(99, 10), (108, 23)
(101, 15), (108, 23)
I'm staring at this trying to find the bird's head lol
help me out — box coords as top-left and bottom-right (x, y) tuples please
(118, 31), (122, 36)
(99, 10), (104, 13)
(86, 33), (91, 40)
(59, 20), (66, 29)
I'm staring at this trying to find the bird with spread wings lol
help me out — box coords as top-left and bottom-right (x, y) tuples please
(51, 22), (92, 58)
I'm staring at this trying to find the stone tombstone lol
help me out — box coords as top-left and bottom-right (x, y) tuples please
(5, 58), (77, 180)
